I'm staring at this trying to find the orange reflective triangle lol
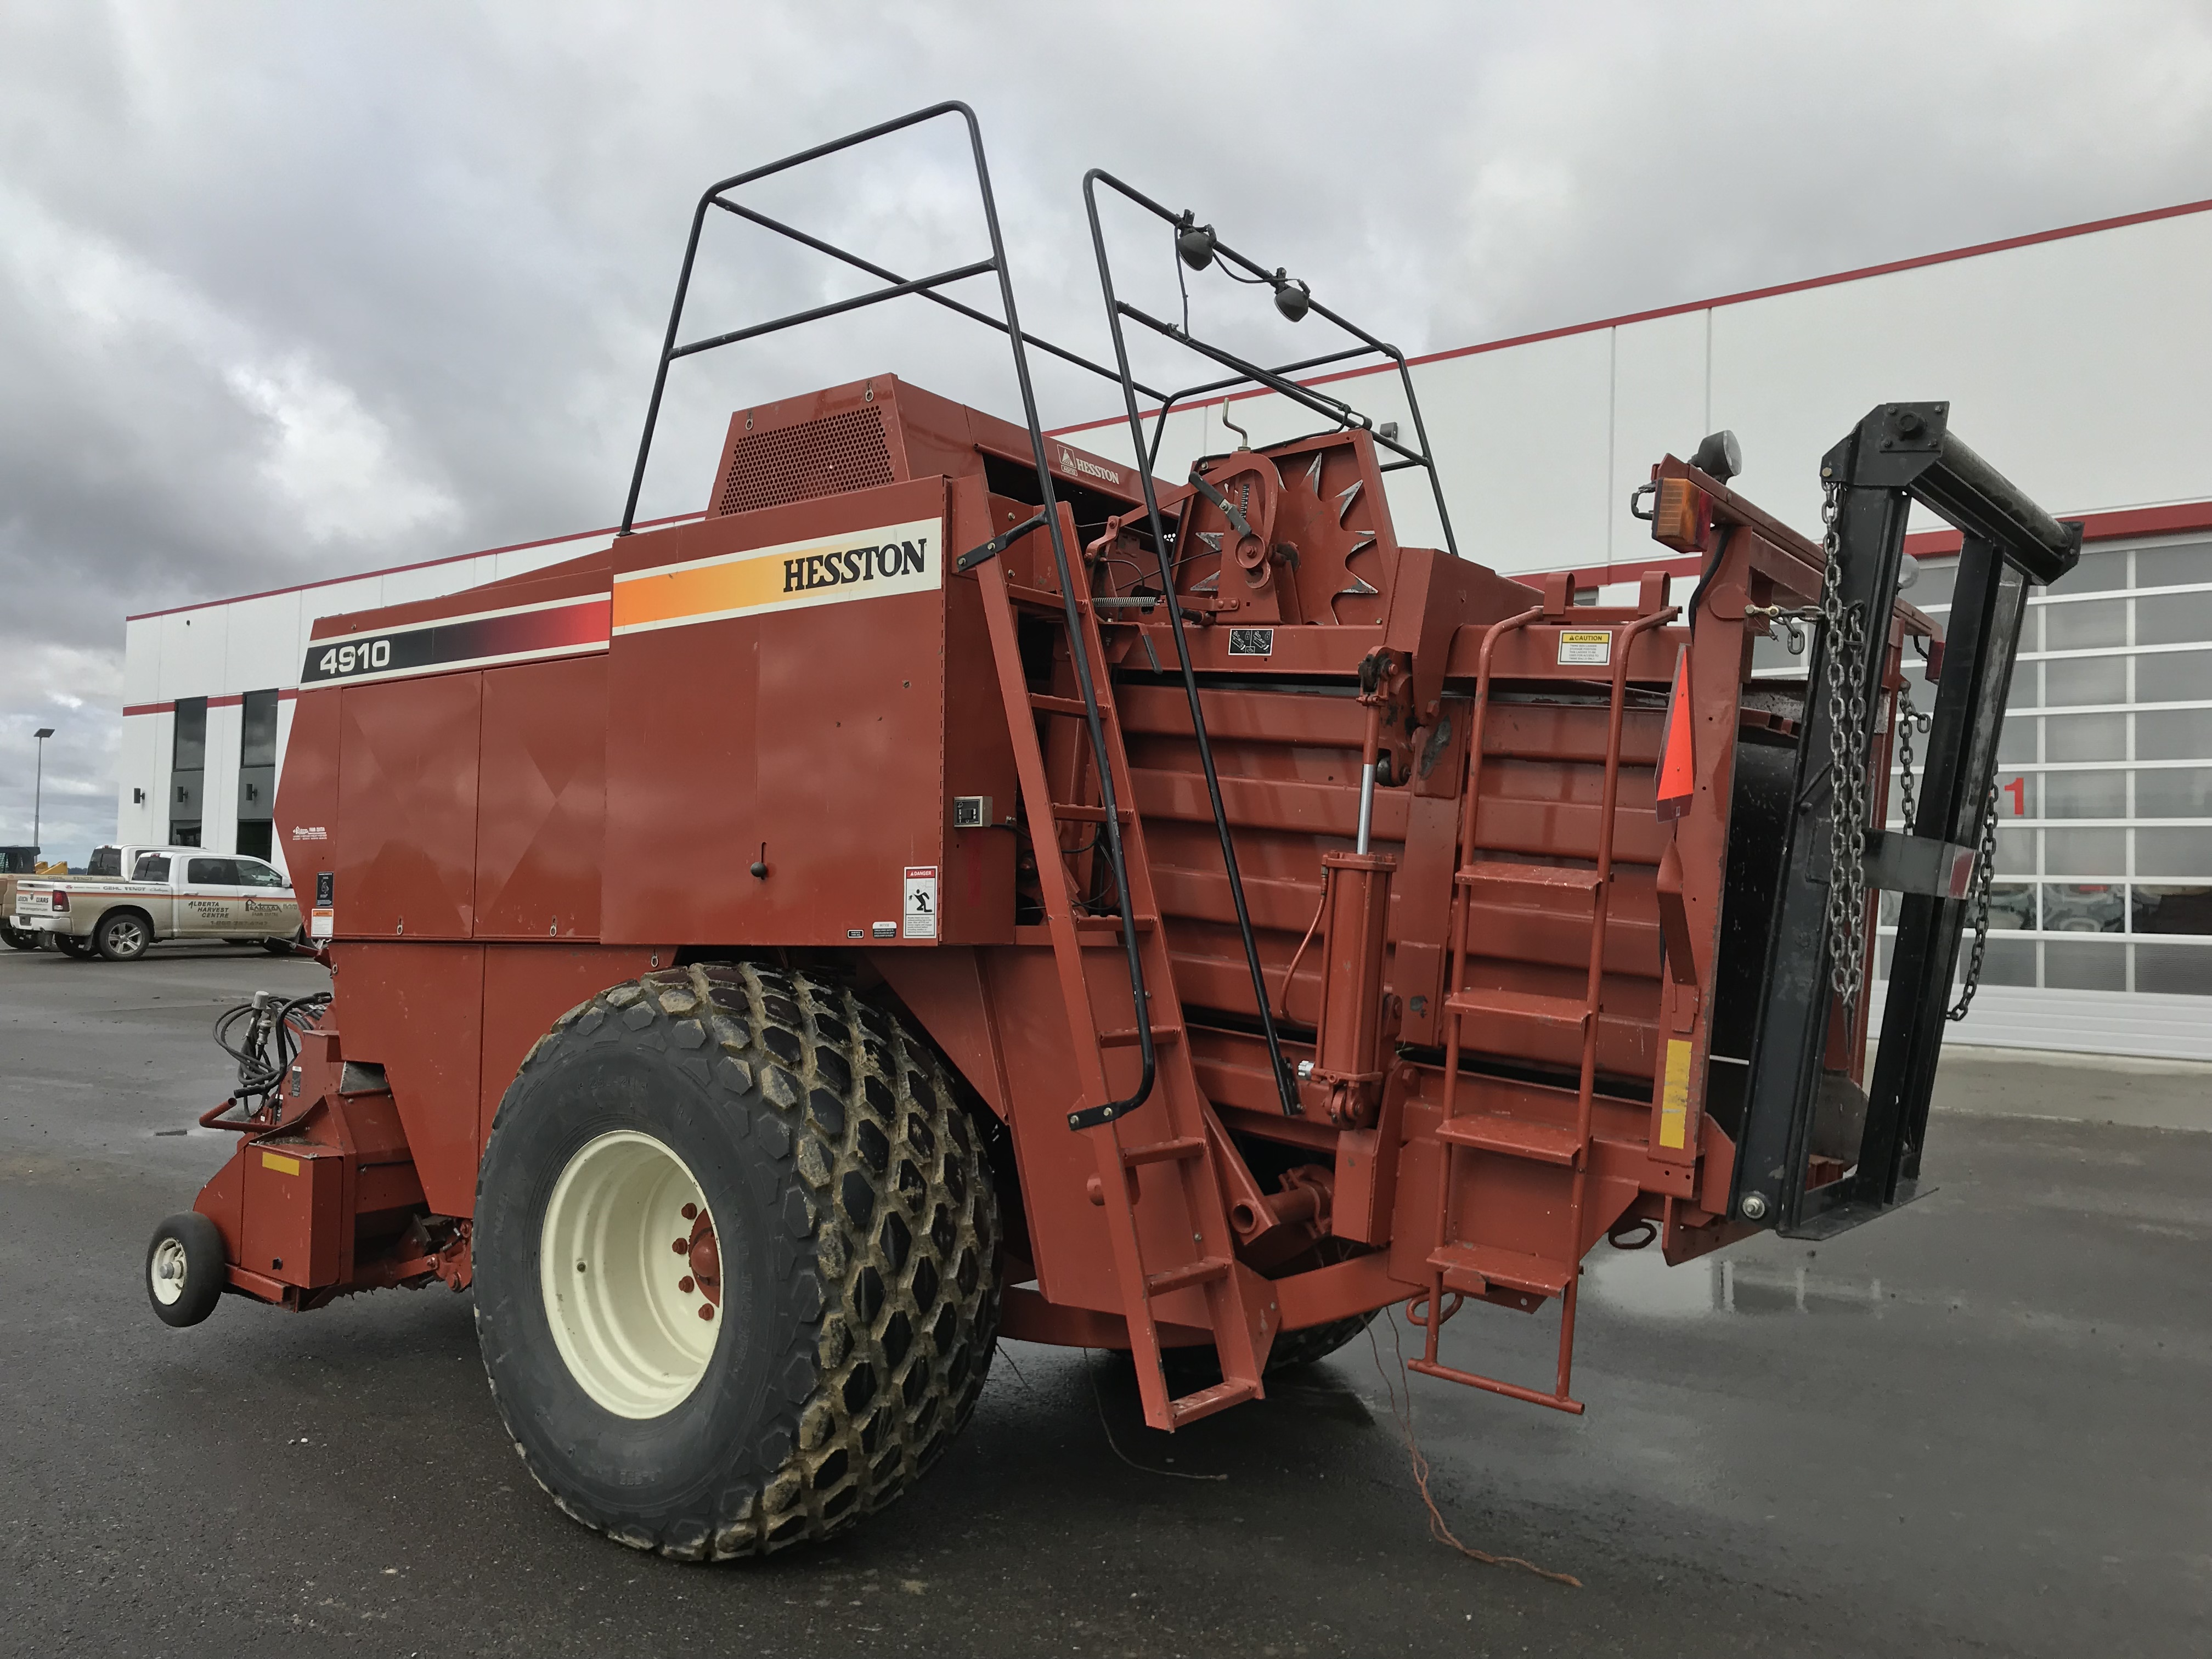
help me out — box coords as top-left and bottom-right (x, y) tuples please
(1655, 646), (1695, 822)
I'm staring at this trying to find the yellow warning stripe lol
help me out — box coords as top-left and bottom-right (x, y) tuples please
(1658, 1038), (1692, 1149)
(260, 1150), (302, 1176)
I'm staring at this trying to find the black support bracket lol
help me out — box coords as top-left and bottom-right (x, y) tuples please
(1731, 402), (2080, 1238)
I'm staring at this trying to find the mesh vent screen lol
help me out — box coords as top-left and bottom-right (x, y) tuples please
(715, 404), (894, 515)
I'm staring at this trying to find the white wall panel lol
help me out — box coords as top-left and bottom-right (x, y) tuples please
(112, 714), (163, 847)
(219, 591), (304, 698)
(377, 557), (490, 607)
(1607, 310), (1712, 562)
(1399, 332), (1615, 572)
(121, 617), (163, 707)
(202, 701), (242, 854)
(269, 697), (298, 881)
(1710, 208), (2212, 542)
(297, 579), (386, 653)
(492, 537), (607, 584)
(157, 608), (227, 703)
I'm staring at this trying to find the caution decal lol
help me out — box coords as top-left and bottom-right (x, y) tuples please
(613, 517), (942, 636)
(1557, 629), (1612, 667)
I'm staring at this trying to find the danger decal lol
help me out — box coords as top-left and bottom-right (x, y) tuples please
(901, 866), (939, 940)
(613, 517), (942, 636)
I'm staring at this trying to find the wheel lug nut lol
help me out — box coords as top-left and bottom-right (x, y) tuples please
(672, 1238), (689, 1254)
(681, 1203), (698, 1221)
(698, 1304), (715, 1322)
(678, 1275), (695, 1294)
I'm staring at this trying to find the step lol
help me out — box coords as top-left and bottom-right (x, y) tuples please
(1457, 861), (1602, 896)
(1005, 579), (1071, 611)
(1434, 1114), (1584, 1166)
(1071, 913), (1157, 937)
(1145, 1256), (1232, 1296)
(1119, 1135), (1207, 1167)
(1427, 1242), (1573, 1299)
(1404, 1357), (1584, 1416)
(1167, 1376), (1260, 1426)
(1444, 988), (1594, 1029)
(1097, 1024), (1182, 1049)
(1030, 691), (1113, 720)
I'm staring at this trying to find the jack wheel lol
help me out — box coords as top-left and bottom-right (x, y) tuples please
(473, 964), (999, 1559)
(146, 1212), (227, 1327)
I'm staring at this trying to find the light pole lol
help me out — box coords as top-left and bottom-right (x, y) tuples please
(32, 727), (53, 857)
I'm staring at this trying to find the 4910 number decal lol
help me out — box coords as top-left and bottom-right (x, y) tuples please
(296, 595), (613, 689)
(317, 639), (392, 678)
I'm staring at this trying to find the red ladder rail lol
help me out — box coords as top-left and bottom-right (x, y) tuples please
(1416, 602), (1675, 1413)
(971, 534), (1265, 1431)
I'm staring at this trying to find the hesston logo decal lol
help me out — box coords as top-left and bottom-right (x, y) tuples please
(295, 517), (948, 687)
(1056, 445), (1122, 488)
(613, 516), (943, 635)
(781, 537), (930, 593)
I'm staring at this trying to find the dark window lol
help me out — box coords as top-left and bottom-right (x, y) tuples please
(235, 860), (289, 889)
(187, 857), (239, 886)
(171, 696), (207, 847)
(171, 697), (208, 771)
(240, 689), (280, 768)
(133, 855), (172, 882)
(236, 821), (274, 861)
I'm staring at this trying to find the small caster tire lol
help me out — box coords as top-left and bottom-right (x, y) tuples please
(147, 1212), (227, 1327)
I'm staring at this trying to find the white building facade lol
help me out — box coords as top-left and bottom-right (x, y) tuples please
(119, 199), (2212, 1057)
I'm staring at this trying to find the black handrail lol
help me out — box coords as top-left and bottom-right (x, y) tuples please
(617, 103), (1168, 1128)
(1087, 167), (1448, 1119)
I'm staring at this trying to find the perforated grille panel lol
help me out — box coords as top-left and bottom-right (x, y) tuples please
(714, 405), (895, 516)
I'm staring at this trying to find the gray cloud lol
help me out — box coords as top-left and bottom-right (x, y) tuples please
(4, 0), (2210, 857)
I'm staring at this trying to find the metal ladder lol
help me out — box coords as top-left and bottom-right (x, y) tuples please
(969, 528), (1266, 1431)
(1413, 601), (1673, 1413)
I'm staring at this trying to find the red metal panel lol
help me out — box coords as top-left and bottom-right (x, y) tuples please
(331, 942), (483, 1216)
(601, 477), (949, 946)
(274, 687), (342, 894)
(473, 656), (606, 940)
(240, 1144), (343, 1286)
(479, 945), (653, 1149)
(336, 674), (481, 939)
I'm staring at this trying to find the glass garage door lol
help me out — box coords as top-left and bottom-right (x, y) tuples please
(1878, 533), (2212, 1052)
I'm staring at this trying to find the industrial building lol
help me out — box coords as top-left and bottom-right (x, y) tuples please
(117, 198), (2212, 1058)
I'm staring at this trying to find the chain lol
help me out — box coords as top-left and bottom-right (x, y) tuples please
(1894, 680), (1930, 832)
(1948, 784), (2000, 1021)
(1742, 602), (1822, 656)
(1815, 479), (1873, 1007)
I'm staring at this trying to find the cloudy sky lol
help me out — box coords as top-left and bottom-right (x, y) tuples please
(4, 0), (2210, 857)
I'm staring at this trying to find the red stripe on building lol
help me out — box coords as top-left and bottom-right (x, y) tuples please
(1046, 196), (2212, 438)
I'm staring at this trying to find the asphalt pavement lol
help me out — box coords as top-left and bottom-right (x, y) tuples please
(2, 944), (2207, 1657)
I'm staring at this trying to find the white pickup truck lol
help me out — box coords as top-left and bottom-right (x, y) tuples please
(13, 848), (304, 961)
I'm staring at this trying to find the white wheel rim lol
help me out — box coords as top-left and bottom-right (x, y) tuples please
(150, 1237), (189, 1306)
(539, 1130), (725, 1419)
